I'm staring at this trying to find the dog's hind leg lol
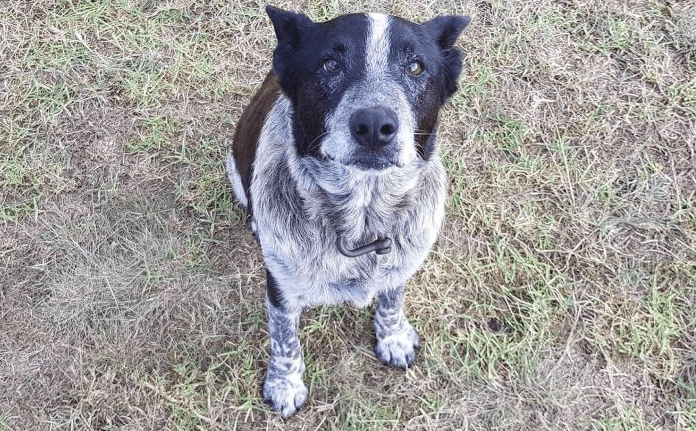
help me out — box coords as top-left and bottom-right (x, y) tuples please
(262, 279), (307, 418)
(373, 286), (420, 370)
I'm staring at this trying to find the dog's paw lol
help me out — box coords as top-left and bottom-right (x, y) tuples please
(263, 373), (308, 418)
(374, 323), (420, 370)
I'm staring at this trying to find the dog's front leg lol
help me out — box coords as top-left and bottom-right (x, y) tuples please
(262, 275), (307, 418)
(373, 286), (420, 370)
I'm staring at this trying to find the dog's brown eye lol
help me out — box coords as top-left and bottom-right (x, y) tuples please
(406, 61), (424, 76)
(323, 59), (339, 72)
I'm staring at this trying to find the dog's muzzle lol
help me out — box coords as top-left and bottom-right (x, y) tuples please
(345, 106), (401, 170)
(350, 107), (399, 150)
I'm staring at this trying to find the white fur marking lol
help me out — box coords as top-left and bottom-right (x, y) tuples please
(367, 14), (390, 76)
(226, 150), (248, 208)
(374, 324), (419, 369)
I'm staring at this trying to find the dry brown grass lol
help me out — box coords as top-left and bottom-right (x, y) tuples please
(1, 0), (695, 430)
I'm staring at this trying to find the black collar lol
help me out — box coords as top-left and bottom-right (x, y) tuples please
(336, 237), (392, 258)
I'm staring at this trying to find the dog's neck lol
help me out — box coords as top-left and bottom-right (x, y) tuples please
(289, 153), (421, 246)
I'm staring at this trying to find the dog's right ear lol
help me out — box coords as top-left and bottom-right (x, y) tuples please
(266, 6), (314, 79)
(266, 6), (313, 51)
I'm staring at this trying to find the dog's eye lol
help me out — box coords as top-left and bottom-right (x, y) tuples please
(323, 59), (339, 73)
(406, 61), (424, 76)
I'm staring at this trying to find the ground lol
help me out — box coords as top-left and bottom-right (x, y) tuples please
(1, 0), (695, 430)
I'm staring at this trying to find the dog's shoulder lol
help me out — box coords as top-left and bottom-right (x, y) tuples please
(231, 72), (283, 207)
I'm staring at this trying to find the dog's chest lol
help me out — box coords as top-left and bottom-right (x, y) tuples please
(248, 94), (446, 309)
(253, 171), (443, 308)
(267, 232), (420, 308)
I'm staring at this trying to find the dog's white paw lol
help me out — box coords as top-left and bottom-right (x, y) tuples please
(263, 373), (308, 418)
(374, 324), (420, 370)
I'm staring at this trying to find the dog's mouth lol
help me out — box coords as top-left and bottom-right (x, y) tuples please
(324, 153), (400, 171)
(349, 156), (398, 171)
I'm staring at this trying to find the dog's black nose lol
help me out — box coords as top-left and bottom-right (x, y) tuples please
(350, 107), (399, 149)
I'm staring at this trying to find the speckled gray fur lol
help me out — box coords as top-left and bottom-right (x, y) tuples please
(227, 8), (470, 418)
(244, 94), (445, 417)
(374, 286), (420, 369)
(262, 299), (307, 417)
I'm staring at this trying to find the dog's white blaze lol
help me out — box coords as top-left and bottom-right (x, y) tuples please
(364, 13), (417, 167)
(367, 14), (390, 76)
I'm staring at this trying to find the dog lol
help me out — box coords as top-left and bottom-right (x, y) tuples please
(227, 5), (470, 417)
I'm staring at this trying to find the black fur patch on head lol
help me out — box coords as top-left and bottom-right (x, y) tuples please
(387, 15), (470, 160)
(266, 6), (370, 158)
(266, 6), (470, 163)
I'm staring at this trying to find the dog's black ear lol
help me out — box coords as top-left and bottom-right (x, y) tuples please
(266, 6), (313, 51)
(420, 15), (471, 50)
(421, 15), (471, 101)
(266, 6), (314, 79)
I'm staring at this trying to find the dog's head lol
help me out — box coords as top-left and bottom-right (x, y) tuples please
(266, 6), (470, 172)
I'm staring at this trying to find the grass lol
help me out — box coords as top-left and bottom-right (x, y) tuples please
(1, 0), (695, 429)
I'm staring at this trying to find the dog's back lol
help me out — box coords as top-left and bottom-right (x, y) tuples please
(227, 73), (281, 212)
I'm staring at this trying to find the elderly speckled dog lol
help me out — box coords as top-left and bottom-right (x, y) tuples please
(227, 5), (470, 417)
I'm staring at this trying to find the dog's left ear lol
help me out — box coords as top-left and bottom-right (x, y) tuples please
(421, 15), (471, 100)
(420, 15), (471, 50)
